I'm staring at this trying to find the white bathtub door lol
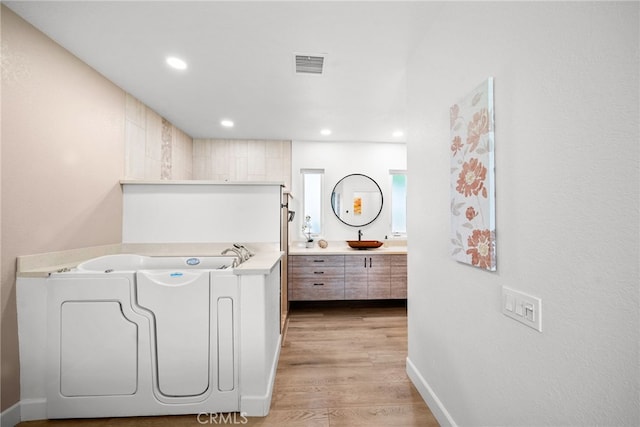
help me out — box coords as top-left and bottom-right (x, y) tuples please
(60, 301), (138, 396)
(46, 275), (156, 419)
(136, 270), (210, 397)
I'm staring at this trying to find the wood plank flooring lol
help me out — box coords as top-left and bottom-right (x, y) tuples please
(18, 301), (438, 427)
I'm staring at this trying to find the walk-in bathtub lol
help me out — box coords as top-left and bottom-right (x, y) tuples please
(17, 253), (282, 421)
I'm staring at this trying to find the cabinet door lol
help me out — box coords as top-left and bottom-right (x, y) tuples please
(344, 256), (368, 299)
(367, 255), (391, 299)
(390, 254), (407, 299)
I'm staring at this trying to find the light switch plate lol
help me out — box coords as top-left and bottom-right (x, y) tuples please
(502, 286), (542, 332)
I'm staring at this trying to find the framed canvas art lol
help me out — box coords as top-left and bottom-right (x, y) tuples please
(450, 78), (496, 271)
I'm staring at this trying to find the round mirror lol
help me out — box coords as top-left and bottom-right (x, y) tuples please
(331, 174), (383, 227)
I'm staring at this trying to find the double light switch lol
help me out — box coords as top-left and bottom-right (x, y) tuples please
(502, 286), (542, 332)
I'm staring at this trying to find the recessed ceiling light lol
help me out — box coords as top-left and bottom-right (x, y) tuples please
(166, 56), (187, 70)
(320, 129), (332, 136)
(221, 119), (234, 128)
(392, 130), (404, 138)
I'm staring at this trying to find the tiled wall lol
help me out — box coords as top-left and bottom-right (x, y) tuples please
(193, 139), (292, 189)
(124, 94), (193, 180)
(172, 126), (193, 180)
(124, 95), (291, 186)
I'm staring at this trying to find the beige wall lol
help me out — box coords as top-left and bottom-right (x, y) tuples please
(193, 139), (291, 189)
(1, 6), (124, 410)
(0, 14), (3, 411)
(0, 6), (194, 412)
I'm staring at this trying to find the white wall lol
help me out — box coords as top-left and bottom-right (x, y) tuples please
(406, 2), (639, 426)
(291, 141), (406, 243)
(122, 183), (281, 244)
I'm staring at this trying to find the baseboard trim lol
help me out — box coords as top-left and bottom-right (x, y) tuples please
(15, 398), (46, 422)
(0, 402), (21, 427)
(406, 356), (458, 427)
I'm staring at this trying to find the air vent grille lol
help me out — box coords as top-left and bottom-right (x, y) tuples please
(295, 54), (325, 75)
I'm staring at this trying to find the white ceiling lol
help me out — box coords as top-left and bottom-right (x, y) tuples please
(5, 1), (438, 143)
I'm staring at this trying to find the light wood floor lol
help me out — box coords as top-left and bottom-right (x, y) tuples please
(19, 301), (438, 427)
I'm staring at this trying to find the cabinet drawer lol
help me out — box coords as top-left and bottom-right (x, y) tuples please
(289, 277), (345, 301)
(289, 255), (344, 267)
(290, 266), (344, 281)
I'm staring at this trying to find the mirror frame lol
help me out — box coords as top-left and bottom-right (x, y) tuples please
(330, 173), (384, 227)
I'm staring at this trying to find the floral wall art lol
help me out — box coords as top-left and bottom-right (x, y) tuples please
(450, 78), (496, 271)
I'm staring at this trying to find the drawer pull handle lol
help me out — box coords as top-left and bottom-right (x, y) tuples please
(313, 260), (325, 263)
(313, 283), (324, 286)
(313, 271), (324, 274)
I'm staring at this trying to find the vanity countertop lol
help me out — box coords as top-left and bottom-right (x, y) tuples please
(289, 241), (407, 255)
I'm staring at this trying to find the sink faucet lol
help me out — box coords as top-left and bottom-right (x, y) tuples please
(221, 247), (243, 267)
(358, 230), (363, 241)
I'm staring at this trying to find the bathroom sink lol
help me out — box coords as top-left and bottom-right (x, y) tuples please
(347, 240), (384, 250)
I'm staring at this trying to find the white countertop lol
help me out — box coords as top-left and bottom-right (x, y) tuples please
(233, 250), (284, 275)
(289, 241), (407, 255)
(17, 241), (406, 277)
(17, 243), (284, 277)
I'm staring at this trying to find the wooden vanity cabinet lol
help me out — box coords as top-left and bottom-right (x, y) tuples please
(288, 255), (345, 301)
(288, 253), (406, 301)
(345, 254), (391, 299)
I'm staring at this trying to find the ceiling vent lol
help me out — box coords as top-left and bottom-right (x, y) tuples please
(295, 54), (326, 75)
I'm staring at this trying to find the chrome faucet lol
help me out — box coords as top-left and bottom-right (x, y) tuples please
(221, 247), (243, 267)
(358, 230), (363, 241)
(233, 243), (254, 261)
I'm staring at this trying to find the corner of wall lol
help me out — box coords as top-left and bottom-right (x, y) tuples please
(123, 93), (194, 181)
(0, 401), (21, 427)
(405, 357), (457, 427)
